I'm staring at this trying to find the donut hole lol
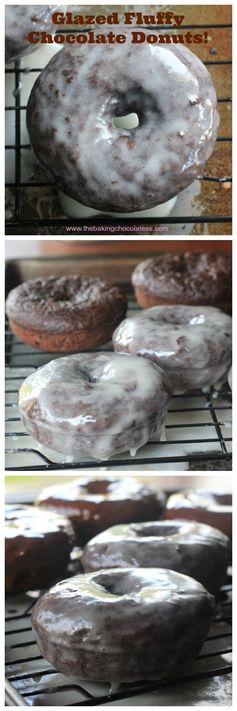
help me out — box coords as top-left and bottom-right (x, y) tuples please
(133, 524), (179, 538)
(95, 572), (140, 597)
(213, 493), (232, 506)
(112, 113), (139, 130)
(83, 480), (111, 495)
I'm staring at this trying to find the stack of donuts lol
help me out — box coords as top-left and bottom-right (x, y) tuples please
(5, 477), (232, 683)
(5, 250), (232, 461)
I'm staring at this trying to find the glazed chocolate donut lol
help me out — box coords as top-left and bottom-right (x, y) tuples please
(31, 568), (214, 682)
(26, 34), (219, 212)
(5, 6), (56, 63)
(113, 305), (232, 391)
(82, 520), (229, 595)
(166, 490), (232, 539)
(132, 252), (232, 312)
(36, 477), (166, 544)
(5, 504), (74, 593)
(5, 275), (127, 352)
(18, 352), (171, 460)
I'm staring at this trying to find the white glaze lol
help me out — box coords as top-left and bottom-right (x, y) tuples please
(5, 6), (57, 63)
(27, 34), (219, 211)
(18, 352), (171, 459)
(113, 305), (232, 391)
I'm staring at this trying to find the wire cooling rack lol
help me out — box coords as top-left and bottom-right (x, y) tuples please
(5, 21), (232, 234)
(5, 289), (232, 472)
(5, 572), (232, 706)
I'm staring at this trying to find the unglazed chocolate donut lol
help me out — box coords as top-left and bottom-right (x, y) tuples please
(5, 6), (56, 63)
(82, 520), (229, 595)
(5, 275), (127, 352)
(26, 34), (219, 212)
(31, 568), (214, 681)
(166, 490), (232, 539)
(18, 352), (171, 460)
(5, 504), (74, 593)
(113, 305), (232, 391)
(132, 252), (232, 312)
(37, 477), (166, 544)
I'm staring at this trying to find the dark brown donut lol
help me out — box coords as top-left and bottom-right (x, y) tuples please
(5, 504), (75, 593)
(5, 275), (127, 352)
(132, 252), (232, 312)
(166, 490), (232, 539)
(31, 568), (214, 682)
(36, 477), (166, 545)
(82, 519), (230, 595)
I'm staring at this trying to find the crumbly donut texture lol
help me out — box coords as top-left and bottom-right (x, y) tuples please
(18, 352), (171, 460)
(132, 252), (232, 311)
(37, 476), (166, 544)
(113, 305), (232, 391)
(82, 519), (230, 595)
(166, 489), (232, 539)
(5, 6), (56, 63)
(31, 568), (214, 681)
(5, 275), (127, 352)
(5, 504), (74, 593)
(27, 34), (219, 212)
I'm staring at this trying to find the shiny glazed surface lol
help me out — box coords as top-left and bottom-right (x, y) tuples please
(113, 304), (232, 390)
(82, 519), (230, 594)
(166, 489), (232, 539)
(5, 6), (56, 62)
(18, 352), (171, 459)
(27, 34), (219, 211)
(31, 567), (214, 681)
(5, 504), (74, 593)
(37, 476), (166, 544)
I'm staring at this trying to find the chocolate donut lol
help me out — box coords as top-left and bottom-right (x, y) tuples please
(26, 34), (219, 212)
(82, 520), (229, 595)
(5, 275), (127, 352)
(5, 504), (74, 594)
(37, 477), (166, 545)
(31, 568), (214, 681)
(166, 490), (232, 539)
(5, 6), (56, 63)
(132, 252), (232, 312)
(113, 305), (232, 391)
(18, 352), (171, 460)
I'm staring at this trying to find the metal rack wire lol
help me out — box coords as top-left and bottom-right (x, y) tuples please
(5, 22), (232, 233)
(5, 289), (232, 471)
(5, 573), (232, 706)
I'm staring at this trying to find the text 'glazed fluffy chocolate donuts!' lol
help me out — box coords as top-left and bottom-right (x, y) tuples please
(31, 568), (214, 682)
(26, 33), (219, 212)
